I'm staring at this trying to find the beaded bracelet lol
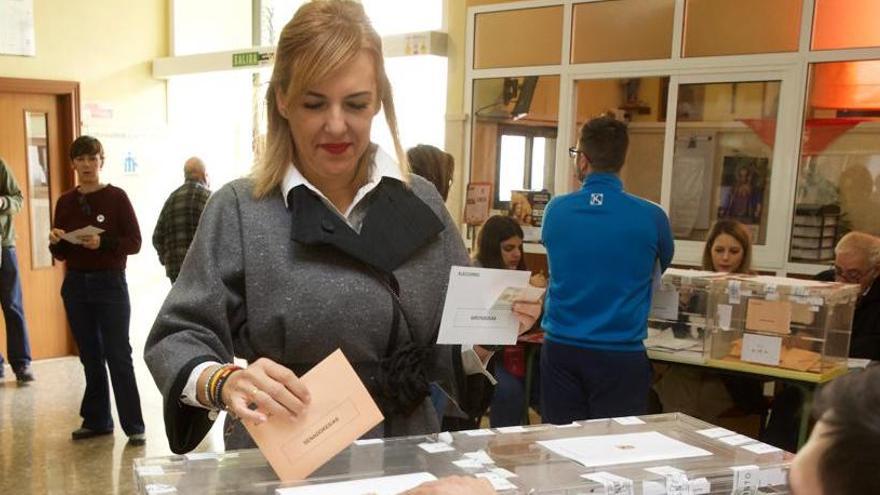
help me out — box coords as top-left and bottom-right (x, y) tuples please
(202, 364), (224, 408)
(210, 365), (242, 410)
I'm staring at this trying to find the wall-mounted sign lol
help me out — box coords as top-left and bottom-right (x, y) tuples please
(232, 51), (274, 68)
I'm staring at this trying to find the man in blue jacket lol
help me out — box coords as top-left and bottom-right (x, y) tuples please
(540, 117), (673, 423)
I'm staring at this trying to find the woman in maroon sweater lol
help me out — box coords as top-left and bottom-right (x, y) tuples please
(48, 136), (145, 445)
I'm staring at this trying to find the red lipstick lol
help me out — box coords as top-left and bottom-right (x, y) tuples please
(320, 143), (351, 155)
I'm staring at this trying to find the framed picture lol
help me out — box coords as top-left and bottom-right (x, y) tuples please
(718, 155), (769, 227)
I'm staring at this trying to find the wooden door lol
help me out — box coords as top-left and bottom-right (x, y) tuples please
(0, 89), (75, 359)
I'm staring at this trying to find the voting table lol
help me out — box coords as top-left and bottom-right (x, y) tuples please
(134, 413), (792, 494)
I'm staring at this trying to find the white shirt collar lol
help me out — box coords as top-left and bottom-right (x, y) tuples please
(280, 146), (404, 219)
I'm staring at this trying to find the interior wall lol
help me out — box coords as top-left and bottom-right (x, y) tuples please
(0, 0), (170, 294)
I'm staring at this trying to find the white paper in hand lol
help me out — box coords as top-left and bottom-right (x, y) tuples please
(437, 266), (530, 345)
(60, 225), (105, 245)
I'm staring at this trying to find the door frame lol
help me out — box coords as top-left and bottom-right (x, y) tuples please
(0, 77), (80, 356)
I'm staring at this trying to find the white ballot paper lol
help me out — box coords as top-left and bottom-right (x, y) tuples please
(538, 431), (712, 468)
(276, 472), (437, 495)
(437, 266), (534, 345)
(61, 225), (105, 245)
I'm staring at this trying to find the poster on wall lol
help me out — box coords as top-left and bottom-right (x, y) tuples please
(0, 0), (36, 56)
(464, 182), (492, 226)
(718, 155), (769, 240)
(509, 189), (551, 242)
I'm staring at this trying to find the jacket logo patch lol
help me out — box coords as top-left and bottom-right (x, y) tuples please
(590, 193), (604, 206)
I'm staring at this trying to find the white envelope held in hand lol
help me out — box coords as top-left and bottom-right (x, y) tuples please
(60, 225), (105, 245)
(437, 266), (534, 346)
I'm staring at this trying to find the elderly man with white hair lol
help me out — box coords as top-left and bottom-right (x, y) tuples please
(816, 231), (880, 360)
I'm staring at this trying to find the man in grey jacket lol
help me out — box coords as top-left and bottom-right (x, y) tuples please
(0, 157), (34, 382)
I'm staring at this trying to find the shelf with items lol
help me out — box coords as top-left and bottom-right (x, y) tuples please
(789, 204), (841, 263)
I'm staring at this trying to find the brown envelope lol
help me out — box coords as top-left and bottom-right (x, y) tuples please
(244, 349), (384, 481)
(745, 299), (792, 334)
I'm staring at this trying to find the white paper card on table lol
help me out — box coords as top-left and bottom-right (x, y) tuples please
(184, 452), (222, 461)
(453, 458), (485, 469)
(475, 472), (518, 491)
(462, 428), (496, 437)
(437, 431), (454, 444)
(418, 442), (455, 454)
(60, 225), (105, 245)
(555, 422), (580, 429)
(437, 266), (530, 345)
(741, 333), (782, 366)
(717, 304), (732, 331)
(136, 465), (165, 476)
(650, 288), (679, 320)
(719, 434), (755, 446)
(613, 416), (646, 426)
(742, 442), (782, 455)
(696, 427), (735, 439)
(582, 472), (634, 495)
(490, 467), (517, 478)
(731, 465), (760, 494)
(645, 466), (684, 476)
(353, 438), (384, 446)
(538, 431), (712, 468)
(690, 477), (711, 494)
(275, 472), (437, 495)
(146, 485), (177, 495)
(496, 425), (529, 434)
(759, 468), (787, 487)
(465, 450), (495, 465)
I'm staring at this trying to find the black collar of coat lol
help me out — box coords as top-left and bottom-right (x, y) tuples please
(288, 177), (444, 273)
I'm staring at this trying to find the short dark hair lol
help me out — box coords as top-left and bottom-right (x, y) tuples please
(811, 366), (880, 495)
(701, 219), (753, 273)
(475, 215), (526, 271)
(69, 135), (104, 161)
(407, 144), (455, 201)
(579, 116), (629, 173)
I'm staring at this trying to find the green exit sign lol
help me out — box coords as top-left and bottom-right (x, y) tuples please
(232, 52), (260, 67)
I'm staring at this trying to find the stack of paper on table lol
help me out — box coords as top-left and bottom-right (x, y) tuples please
(538, 431), (712, 468)
(244, 349), (384, 481)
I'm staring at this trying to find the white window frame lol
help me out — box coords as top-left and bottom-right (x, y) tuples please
(463, 0), (880, 272)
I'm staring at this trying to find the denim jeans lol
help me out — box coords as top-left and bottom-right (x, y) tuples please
(62, 270), (144, 435)
(0, 247), (32, 371)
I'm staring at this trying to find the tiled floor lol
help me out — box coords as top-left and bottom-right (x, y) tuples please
(0, 271), (224, 494)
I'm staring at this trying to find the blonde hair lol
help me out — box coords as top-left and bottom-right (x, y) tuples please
(252, 0), (408, 198)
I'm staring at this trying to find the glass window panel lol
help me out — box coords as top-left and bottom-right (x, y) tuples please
(474, 6), (563, 69)
(498, 135), (526, 202)
(812, 0), (880, 51)
(571, 0), (674, 64)
(470, 76), (559, 209)
(572, 77), (670, 203)
(24, 112), (53, 269)
(683, 0), (801, 57)
(791, 60), (880, 263)
(531, 137), (546, 190)
(669, 80), (782, 246)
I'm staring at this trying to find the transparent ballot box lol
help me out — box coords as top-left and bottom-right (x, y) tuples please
(134, 413), (792, 494)
(706, 275), (859, 375)
(647, 269), (727, 361)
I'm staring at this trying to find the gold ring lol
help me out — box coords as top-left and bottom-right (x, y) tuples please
(249, 387), (260, 397)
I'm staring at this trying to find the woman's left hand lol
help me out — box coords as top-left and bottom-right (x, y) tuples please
(79, 234), (101, 250)
(512, 299), (542, 335)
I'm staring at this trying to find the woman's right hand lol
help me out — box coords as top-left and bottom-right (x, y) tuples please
(49, 228), (65, 245)
(221, 358), (312, 424)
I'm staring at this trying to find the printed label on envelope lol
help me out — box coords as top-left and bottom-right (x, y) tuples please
(745, 299), (791, 334)
(244, 349), (383, 481)
(741, 333), (782, 367)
